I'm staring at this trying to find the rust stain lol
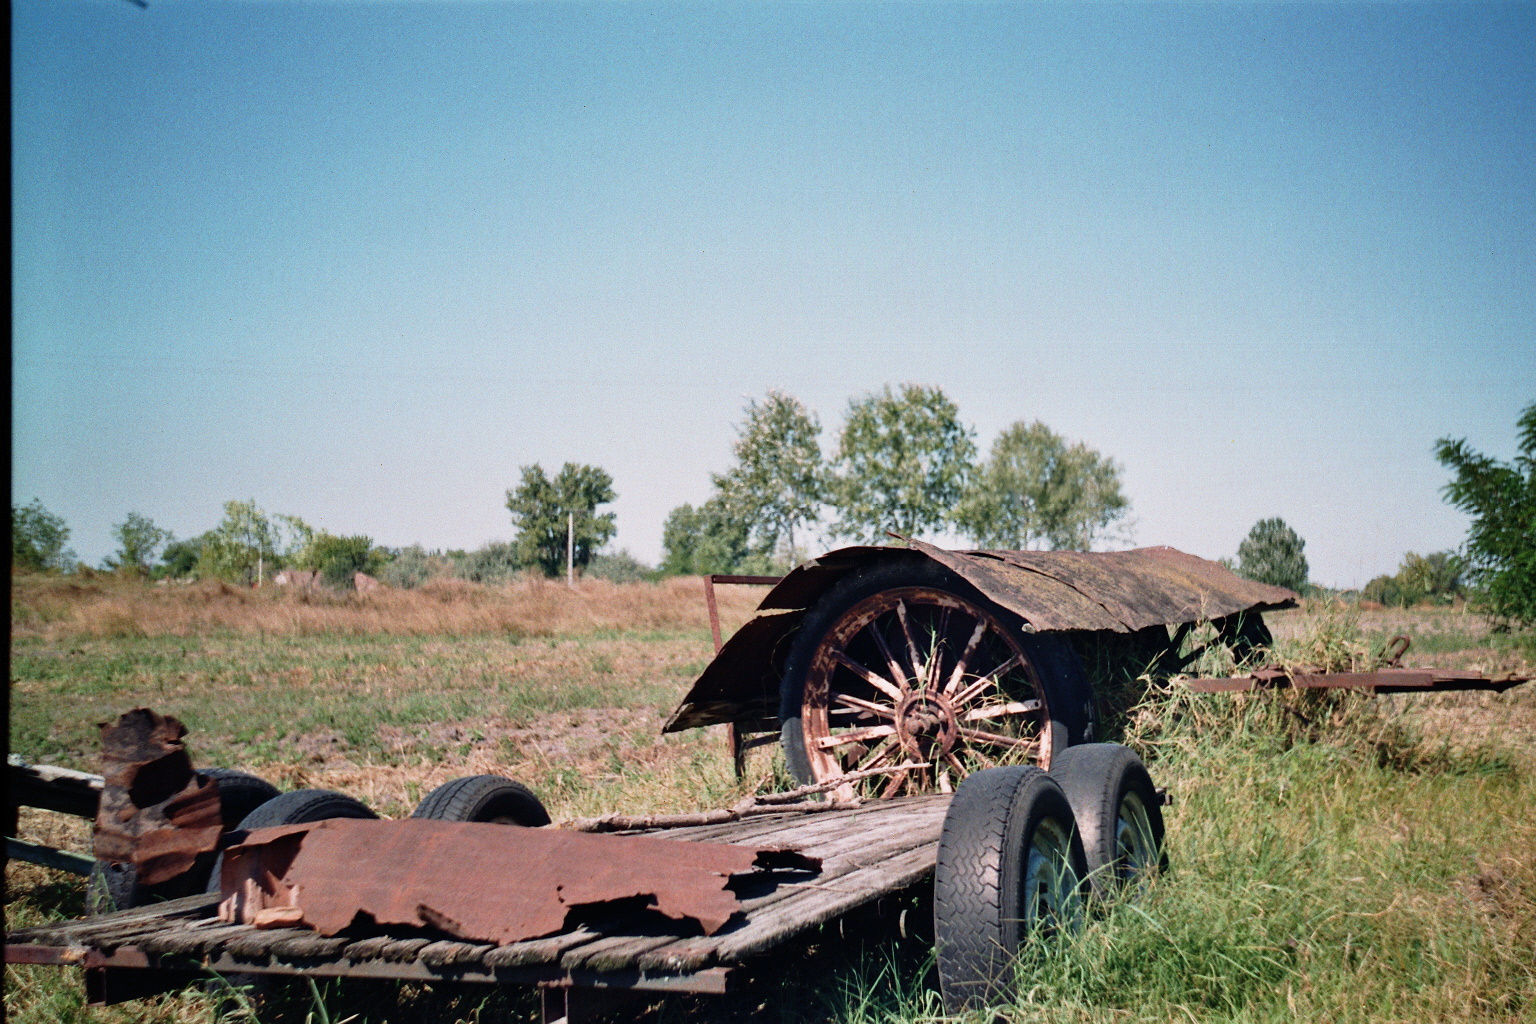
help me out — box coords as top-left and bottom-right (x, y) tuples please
(666, 543), (1299, 732)
(93, 709), (222, 886)
(217, 818), (818, 944)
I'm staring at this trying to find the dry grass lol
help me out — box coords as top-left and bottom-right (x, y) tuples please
(9, 573), (768, 641)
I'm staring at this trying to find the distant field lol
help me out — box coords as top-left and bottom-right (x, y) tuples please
(7, 577), (1534, 1023)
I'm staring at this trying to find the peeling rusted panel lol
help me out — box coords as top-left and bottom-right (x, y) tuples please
(217, 818), (819, 945)
(666, 543), (1299, 732)
(93, 709), (222, 886)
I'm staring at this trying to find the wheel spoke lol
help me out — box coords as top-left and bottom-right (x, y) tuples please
(867, 624), (912, 694)
(942, 619), (989, 695)
(814, 724), (896, 750)
(959, 727), (1037, 750)
(938, 769), (953, 794)
(833, 692), (897, 720)
(896, 600), (924, 684)
(960, 700), (1040, 722)
(923, 608), (950, 692)
(944, 751), (971, 776)
(880, 768), (909, 799)
(832, 651), (904, 702)
(951, 652), (1025, 707)
(855, 738), (896, 772)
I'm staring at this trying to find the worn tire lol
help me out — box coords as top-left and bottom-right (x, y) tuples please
(411, 775), (550, 826)
(1048, 743), (1166, 898)
(934, 766), (1088, 1013)
(206, 789), (377, 894)
(779, 557), (1096, 787)
(199, 768), (282, 831)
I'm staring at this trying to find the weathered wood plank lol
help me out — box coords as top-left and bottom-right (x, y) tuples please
(417, 940), (496, 967)
(138, 923), (255, 957)
(480, 928), (602, 968)
(266, 933), (354, 959)
(10, 893), (220, 944)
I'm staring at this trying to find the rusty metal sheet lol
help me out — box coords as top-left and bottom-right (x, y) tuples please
(216, 818), (819, 945)
(93, 709), (222, 886)
(666, 543), (1298, 732)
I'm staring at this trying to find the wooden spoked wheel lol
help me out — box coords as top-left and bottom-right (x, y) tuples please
(798, 586), (1053, 798)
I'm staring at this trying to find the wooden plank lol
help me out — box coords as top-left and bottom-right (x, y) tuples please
(417, 940), (496, 967)
(138, 923), (256, 957)
(585, 810), (946, 973)
(559, 933), (682, 973)
(10, 893), (219, 944)
(481, 928), (603, 968)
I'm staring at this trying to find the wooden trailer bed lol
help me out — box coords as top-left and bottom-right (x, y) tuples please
(6, 795), (951, 1016)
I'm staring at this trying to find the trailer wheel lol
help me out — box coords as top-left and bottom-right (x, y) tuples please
(198, 768), (281, 831)
(1048, 743), (1165, 897)
(934, 766), (1087, 1012)
(206, 789), (378, 893)
(411, 775), (551, 826)
(779, 557), (1093, 797)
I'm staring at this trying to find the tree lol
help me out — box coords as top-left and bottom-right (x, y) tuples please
(195, 500), (310, 584)
(713, 391), (824, 565)
(505, 463), (617, 578)
(104, 512), (172, 576)
(1361, 551), (1463, 608)
(829, 384), (976, 543)
(11, 499), (76, 571)
(955, 420), (1130, 550)
(659, 498), (752, 576)
(159, 534), (210, 580)
(1235, 518), (1309, 592)
(1436, 403), (1536, 628)
(292, 533), (387, 590)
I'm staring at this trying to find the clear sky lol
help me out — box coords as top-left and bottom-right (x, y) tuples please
(12, 0), (1535, 587)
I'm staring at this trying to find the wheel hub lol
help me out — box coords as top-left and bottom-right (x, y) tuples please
(895, 692), (959, 761)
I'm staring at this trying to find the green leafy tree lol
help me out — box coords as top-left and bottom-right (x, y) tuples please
(158, 534), (211, 580)
(713, 391), (824, 565)
(1235, 517), (1309, 592)
(294, 533), (387, 590)
(955, 420), (1130, 550)
(195, 500), (311, 583)
(104, 512), (172, 576)
(829, 384), (976, 543)
(659, 498), (753, 575)
(506, 463), (618, 578)
(11, 499), (76, 571)
(1362, 551), (1464, 608)
(1435, 402), (1536, 628)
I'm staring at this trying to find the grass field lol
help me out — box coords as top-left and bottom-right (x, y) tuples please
(7, 575), (1535, 1023)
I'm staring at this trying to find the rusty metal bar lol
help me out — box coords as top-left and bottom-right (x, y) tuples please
(1185, 668), (1528, 695)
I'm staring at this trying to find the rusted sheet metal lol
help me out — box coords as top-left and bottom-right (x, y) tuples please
(1186, 667), (1530, 694)
(93, 710), (222, 887)
(665, 543), (1297, 732)
(216, 818), (819, 946)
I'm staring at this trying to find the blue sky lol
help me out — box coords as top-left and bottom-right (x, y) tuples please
(12, 1), (1535, 587)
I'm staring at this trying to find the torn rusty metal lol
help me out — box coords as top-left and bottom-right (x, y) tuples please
(93, 710), (223, 887)
(1185, 666), (1530, 694)
(666, 543), (1297, 732)
(217, 818), (820, 944)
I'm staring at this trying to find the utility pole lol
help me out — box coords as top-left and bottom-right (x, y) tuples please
(567, 512), (575, 588)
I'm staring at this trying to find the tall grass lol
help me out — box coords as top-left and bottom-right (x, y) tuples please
(8, 573), (767, 641)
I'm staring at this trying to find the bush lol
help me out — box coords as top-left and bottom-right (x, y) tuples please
(455, 542), (524, 584)
(584, 550), (655, 583)
(377, 546), (456, 589)
(1235, 517), (1309, 592)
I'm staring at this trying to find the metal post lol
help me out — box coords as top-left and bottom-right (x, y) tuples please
(567, 513), (574, 588)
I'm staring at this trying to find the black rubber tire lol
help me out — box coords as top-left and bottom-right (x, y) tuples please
(778, 556), (1096, 786)
(1047, 743), (1166, 898)
(934, 765), (1088, 1013)
(206, 789), (377, 893)
(410, 775), (551, 826)
(198, 768), (282, 831)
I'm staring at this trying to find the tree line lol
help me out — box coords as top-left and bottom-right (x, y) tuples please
(12, 398), (1532, 629)
(659, 384), (1132, 575)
